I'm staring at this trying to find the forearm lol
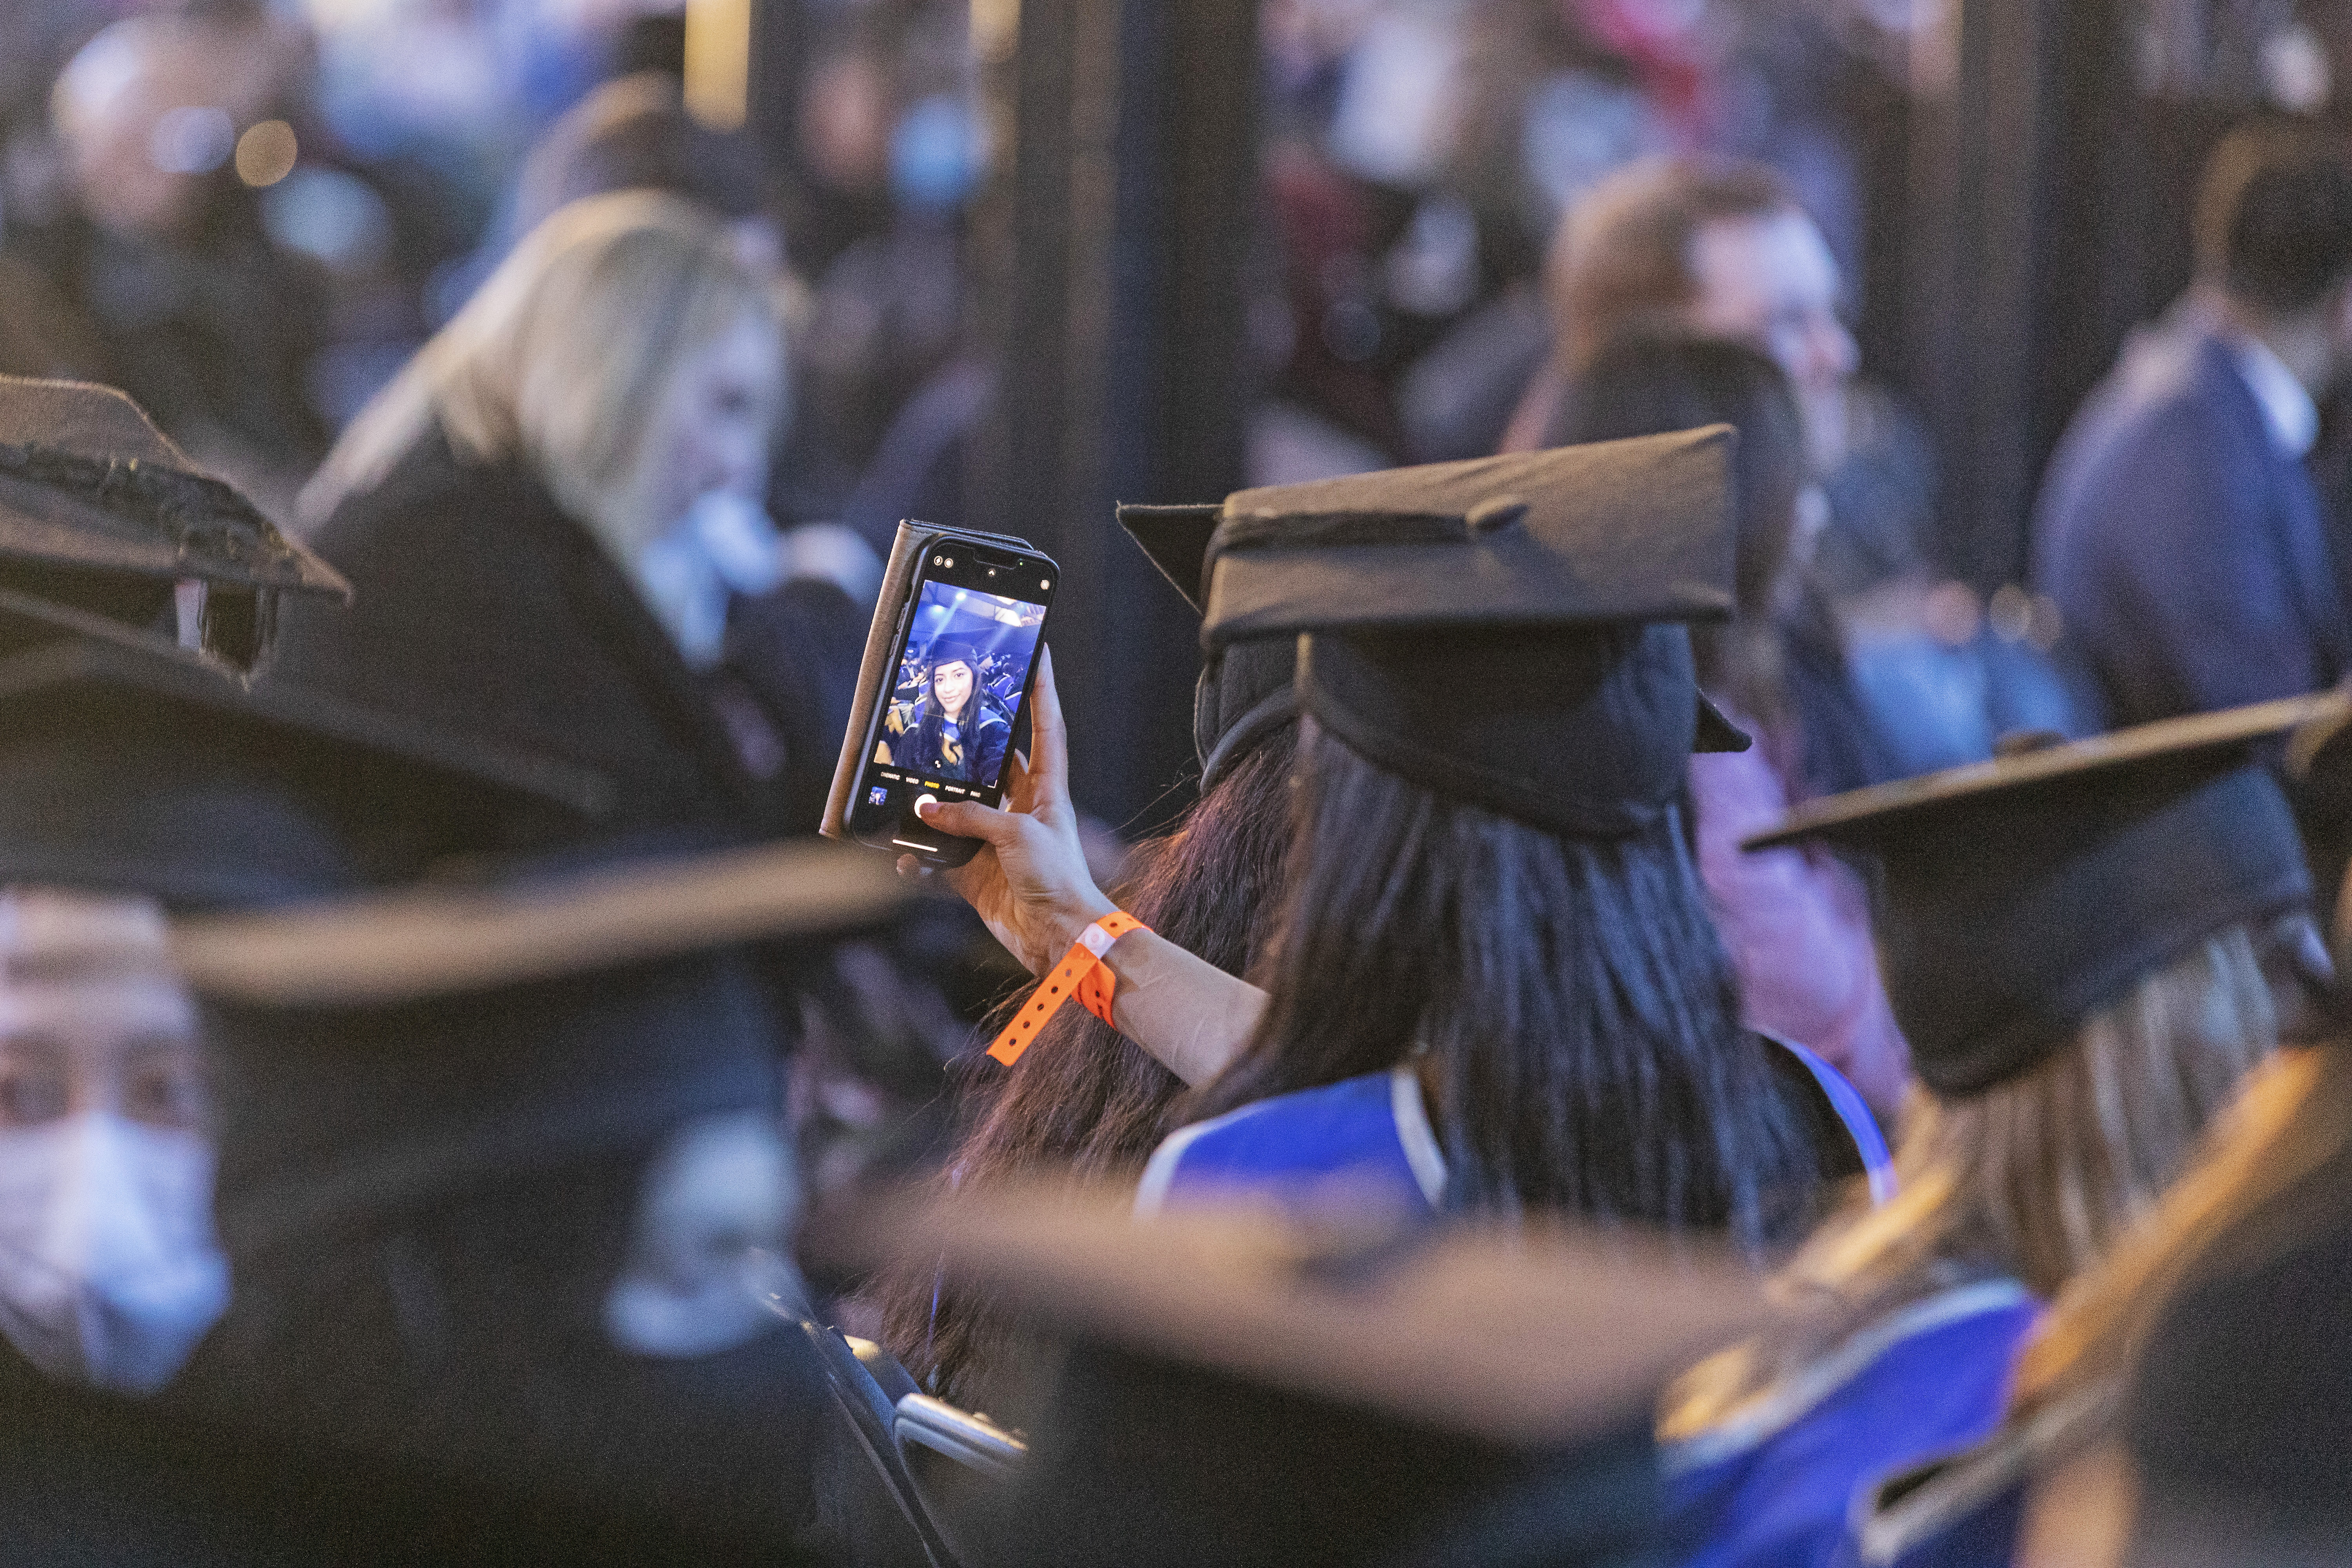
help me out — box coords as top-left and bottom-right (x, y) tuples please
(1100, 929), (1265, 1088)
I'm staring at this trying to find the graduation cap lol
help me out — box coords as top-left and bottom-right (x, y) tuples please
(0, 630), (614, 911)
(1119, 502), (1298, 790)
(1747, 693), (2335, 1097)
(0, 378), (349, 673)
(923, 634), (985, 670)
(1191, 431), (1748, 838)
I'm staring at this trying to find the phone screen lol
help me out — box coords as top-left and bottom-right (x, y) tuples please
(849, 541), (1056, 859)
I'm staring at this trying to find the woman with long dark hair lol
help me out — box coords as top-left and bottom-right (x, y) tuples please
(1562, 332), (1908, 1116)
(915, 433), (1867, 1257)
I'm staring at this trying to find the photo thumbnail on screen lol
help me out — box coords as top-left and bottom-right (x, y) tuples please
(873, 581), (1047, 790)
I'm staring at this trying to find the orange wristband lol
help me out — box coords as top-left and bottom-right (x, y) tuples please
(985, 912), (1148, 1066)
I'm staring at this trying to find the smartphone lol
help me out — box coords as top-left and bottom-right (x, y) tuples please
(847, 535), (1058, 867)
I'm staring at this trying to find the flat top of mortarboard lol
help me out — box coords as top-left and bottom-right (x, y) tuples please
(1200, 429), (1734, 649)
(169, 838), (914, 1007)
(815, 1181), (1768, 1448)
(1117, 502), (1222, 614)
(0, 377), (349, 599)
(0, 630), (615, 821)
(1746, 691), (2347, 852)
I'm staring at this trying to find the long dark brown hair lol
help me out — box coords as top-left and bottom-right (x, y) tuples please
(1189, 723), (1820, 1251)
(875, 728), (1298, 1403)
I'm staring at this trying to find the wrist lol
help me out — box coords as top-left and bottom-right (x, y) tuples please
(1040, 892), (1120, 968)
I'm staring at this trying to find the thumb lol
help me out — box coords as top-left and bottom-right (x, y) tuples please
(916, 796), (1019, 845)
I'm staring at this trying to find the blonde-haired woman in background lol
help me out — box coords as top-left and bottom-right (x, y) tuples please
(1657, 701), (2332, 1568)
(281, 189), (867, 843)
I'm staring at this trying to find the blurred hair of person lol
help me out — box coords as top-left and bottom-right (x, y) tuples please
(1561, 332), (1907, 1114)
(2035, 121), (2352, 729)
(289, 189), (858, 845)
(1662, 703), (2327, 1567)
(1523, 153), (2088, 791)
(40, 9), (332, 511)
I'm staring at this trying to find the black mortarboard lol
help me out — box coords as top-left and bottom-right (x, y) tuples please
(925, 634), (985, 669)
(1195, 431), (1749, 838)
(1118, 502), (1297, 790)
(0, 631), (611, 910)
(0, 378), (349, 672)
(1747, 694), (2331, 1097)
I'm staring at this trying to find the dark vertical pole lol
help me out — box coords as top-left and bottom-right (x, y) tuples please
(973, 0), (1260, 830)
(745, 0), (805, 198)
(1905, 0), (2141, 589)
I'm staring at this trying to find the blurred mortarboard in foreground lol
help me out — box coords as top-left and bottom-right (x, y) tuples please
(0, 632), (612, 910)
(825, 1182), (1768, 1448)
(1748, 693), (2336, 1097)
(0, 377), (349, 673)
(171, 837), (911, 1007)
(1118, 501), (1295, 789)
(820, 1183), (1764, 1568)
(1195, 431), (1747, 837)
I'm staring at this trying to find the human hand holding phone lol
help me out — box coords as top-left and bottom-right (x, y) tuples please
(908, 648), (1269, 1086)
(899, 649), (1115, 974)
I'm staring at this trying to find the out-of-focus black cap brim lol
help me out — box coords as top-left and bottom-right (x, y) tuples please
(1746, 690), (2344, 852)
(0, 469), (352, 599)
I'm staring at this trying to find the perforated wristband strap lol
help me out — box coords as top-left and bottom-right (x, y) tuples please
(985, 912), (1149, 1066)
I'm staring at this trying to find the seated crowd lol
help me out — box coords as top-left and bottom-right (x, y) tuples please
(0, 98), (2347, 1568)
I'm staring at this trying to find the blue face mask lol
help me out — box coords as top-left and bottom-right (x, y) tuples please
(889, 95), (985, 213)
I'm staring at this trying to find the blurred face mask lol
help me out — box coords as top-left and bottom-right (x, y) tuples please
(0, 1111), (229, 1396)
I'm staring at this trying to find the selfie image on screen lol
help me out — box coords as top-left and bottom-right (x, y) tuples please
(872, 581), (1047, 790)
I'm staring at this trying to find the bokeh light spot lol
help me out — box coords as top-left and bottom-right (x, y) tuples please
(235, 119), (299, 188)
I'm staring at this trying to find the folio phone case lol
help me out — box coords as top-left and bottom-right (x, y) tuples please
(820, 520), (1038, 843)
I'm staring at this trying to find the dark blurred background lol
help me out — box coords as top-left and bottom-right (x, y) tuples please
(0, 0), (2339, 832)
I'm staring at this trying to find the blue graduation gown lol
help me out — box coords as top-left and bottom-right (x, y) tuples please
(1663, 1280), (2039, 1568)
(1135, 1043), (1894, 1219)
(1135, 1066), (1448, 1219)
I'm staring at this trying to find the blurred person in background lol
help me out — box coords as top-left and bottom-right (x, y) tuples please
(1662, 704), (2327, 1568)
(37, 8), (333, 514)
(1524, 154), (2084, 793)
(2036, 122), (2352, 729)
(287, 185), (957, 1236)
(501, 68), (878, 602)
(1562, 332), (1907, 1116)
(1852, 699), (2352, 1567)
(287, 190), (854, 843)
